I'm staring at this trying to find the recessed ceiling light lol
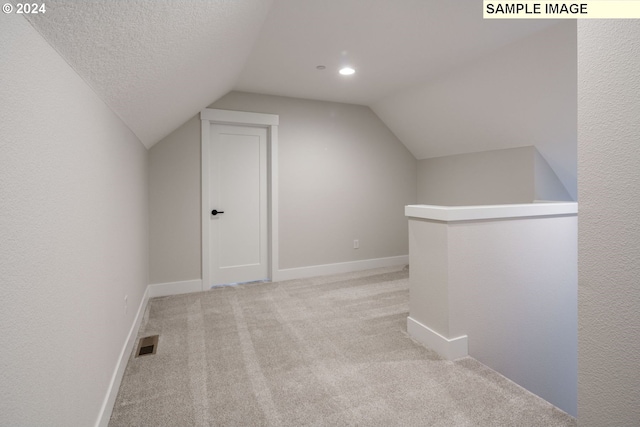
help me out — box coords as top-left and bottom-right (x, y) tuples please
(339, 67), (356, 76)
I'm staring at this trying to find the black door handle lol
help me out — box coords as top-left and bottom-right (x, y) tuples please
(211, 209), (225, 216)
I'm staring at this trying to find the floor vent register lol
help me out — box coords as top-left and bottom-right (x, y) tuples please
(135, 335), (159, 357)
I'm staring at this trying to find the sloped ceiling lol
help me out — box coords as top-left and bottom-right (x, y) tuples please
(23, 0), (558, 149)
(236, 0), (554, 105)
(18, 0), (579, 197)
(22, 0), (273, 148)
(372, 22), (577, 199)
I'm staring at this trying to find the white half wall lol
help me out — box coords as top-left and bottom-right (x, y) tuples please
(0, 14), (148, 427)
(406, 204), (577, 416)
(448, 215), (577, 416)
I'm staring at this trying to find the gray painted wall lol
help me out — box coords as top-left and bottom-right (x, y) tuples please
(417, 146), (571, 206)
(149, 116), (201, 284)
(578, 20), (640, 426)
(534, 150), (572, 202)
(417, 147), (534, 205)
(0, 15), (148, 426)
(373, 22), (577, 200)
(148, 91), (417, 283)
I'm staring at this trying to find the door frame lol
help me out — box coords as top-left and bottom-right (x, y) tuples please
(200, 108), (279, 291)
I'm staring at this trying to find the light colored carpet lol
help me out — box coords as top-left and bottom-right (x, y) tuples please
(109, 265), (576, 427)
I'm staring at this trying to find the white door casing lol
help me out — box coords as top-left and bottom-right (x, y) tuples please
(200, 109), (279, 290)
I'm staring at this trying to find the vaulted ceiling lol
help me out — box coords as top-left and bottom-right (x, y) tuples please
(23, 0), (273, 147)
(23, 0), (557, 148)
(236, 0), (554, 105)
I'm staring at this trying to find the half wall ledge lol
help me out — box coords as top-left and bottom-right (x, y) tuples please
(405, 202), (578, 416)
(405, 202), (578, 222)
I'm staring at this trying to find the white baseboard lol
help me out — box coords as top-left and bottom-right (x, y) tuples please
(95, 278), (203, 426)
(95, 286), (150, 427)
(148, 279), (203, 298)
(407, 316), (468, 361)
(95, 262), (404, 426)
(274, 255), (409, 282)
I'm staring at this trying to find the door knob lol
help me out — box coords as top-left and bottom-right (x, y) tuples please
(211, 209), (225, 216)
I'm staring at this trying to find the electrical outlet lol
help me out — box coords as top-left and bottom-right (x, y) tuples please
(353, 239), (359, 249)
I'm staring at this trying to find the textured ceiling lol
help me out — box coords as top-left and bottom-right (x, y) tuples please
(236, 0), (554, 105)
(22, 0), (558, 149)
(23, 0), (272, 148)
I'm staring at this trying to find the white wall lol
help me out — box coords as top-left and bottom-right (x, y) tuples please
(407, 207), (577, 416)
(0, 15), (148, 427)
(373, 22), (577, 200)
(449, 216), (577, 416)
(578, 21), (640, 426)
(148, 91), (416, 283)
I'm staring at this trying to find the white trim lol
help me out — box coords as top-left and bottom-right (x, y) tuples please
(148, 279), (203, 298)
(269, 125), (280, 282)
(405, 202), (578, 222)
(201, 119), (211, 292)
(201, 108), (279, 290)
(407, 316), (468, 361)
(95, 277), (205, 426)
(200, 108), (279, 126)
(95, 287), (150, 427)
(276, 255), (409, 282)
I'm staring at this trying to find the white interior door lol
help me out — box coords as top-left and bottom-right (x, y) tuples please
(210, 124), (268, 286)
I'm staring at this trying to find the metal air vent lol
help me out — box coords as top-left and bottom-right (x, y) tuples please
(136, 335), (159, 357)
